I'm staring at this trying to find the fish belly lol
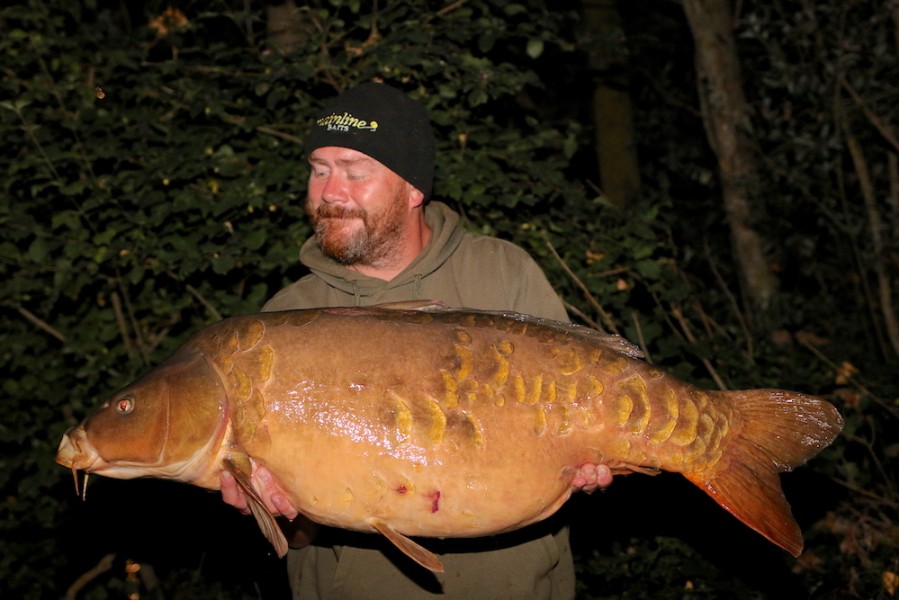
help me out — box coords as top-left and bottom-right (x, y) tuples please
(251, 409), (582, 537)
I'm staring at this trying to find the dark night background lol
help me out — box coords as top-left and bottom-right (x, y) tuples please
(2, 1), (897, 598)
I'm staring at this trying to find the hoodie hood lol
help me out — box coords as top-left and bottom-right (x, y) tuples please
(298, 201), (466, 302)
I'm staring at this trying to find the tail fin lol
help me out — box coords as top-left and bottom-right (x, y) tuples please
(684, 389), (842, 556)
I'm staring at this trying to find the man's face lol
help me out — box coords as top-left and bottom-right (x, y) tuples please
(306, 147), (417, 267)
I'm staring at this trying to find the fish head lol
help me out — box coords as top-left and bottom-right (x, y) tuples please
(56, 350), (228, 484)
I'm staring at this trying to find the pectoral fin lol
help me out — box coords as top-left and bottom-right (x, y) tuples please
(223, 456), (289, 558)
(367, 518), (444, 573)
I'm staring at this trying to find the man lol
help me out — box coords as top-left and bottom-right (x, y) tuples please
(221, 82), (612, 599)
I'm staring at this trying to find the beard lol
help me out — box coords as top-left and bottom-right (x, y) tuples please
(306, 190), (408, 268)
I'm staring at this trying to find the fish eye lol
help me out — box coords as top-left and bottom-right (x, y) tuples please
(116, 396), (135, 414)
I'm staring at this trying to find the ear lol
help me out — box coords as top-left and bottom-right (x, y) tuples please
(407, 184), (425, 209)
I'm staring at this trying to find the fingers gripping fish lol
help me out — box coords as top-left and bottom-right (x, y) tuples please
(56, 304), (843, 572)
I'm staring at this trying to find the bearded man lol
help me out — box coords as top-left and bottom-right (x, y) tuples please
(221, 82), (612, 599)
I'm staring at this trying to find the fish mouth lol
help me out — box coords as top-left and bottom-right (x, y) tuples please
(56, 427), (100, 499)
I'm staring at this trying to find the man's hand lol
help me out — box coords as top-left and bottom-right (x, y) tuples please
(221, 464), (319, 548)
(570, 463), (613, 494)
(220, 463), (299, 520)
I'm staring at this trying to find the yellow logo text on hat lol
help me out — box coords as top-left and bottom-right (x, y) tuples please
(315, 112), (378, 133)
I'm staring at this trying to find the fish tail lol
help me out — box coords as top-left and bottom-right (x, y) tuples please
(684, 389), (842, 556)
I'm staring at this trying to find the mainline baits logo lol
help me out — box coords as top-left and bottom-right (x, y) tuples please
(315, 112), (378, 133)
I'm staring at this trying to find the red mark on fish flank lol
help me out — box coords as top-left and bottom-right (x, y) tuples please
(395, 485), (407, 495)
(429, 490), (441, 513)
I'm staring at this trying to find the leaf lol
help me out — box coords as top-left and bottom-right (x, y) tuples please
(92, 227), (117, 246)
(27, 237), (48, 263)
(503, 4), (527, 16)
(526, 38), (544, 59)
(243, 228), (267, 251)
(211, 253), (235, 274)
(0, 99), (31, 112)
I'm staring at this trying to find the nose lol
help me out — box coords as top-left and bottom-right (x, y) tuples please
(319, 172), (347, 204)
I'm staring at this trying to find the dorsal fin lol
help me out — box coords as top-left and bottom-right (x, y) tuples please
(361, 301), (644, 359)
(372, 300), (448, 311)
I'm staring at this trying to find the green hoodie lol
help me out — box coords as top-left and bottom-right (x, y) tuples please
(264, 201), (568, 321)
(265, 201), (575, 600)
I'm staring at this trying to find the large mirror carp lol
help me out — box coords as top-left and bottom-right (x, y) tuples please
(57, 305), (843, 572)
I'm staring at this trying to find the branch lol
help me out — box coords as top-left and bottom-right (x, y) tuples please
(110, 291), (136, 360)
(890, 152), (899, 242)
(671, 306), (728, 390)
(845, 134), (899, 358)
(894, 2), (899, 54)
(795, 332), (899, 422)
(544, 239), (619, 334)
(15, 306), (66, 343)
(116, 278), (150, 364)
(64, 553), (116, 600)
(256, 125), (303, 145)
(703, 236), (754, 360)
(562, 300), (602, 331)
(629, 310), (653, 364)
(162, 271), (223, 323)
(840, 75), (899, 153)
(9, 102), (63, 182)
(11, 304), (122, 378)
(831, 477), (899, 511)
(145, 322), (176, 356)
(185, 283), (224, 322)
(32, 35), (96, 181)
(435, 0), (468, 17)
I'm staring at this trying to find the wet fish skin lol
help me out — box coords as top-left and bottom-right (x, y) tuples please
(56, 305), (843, 571)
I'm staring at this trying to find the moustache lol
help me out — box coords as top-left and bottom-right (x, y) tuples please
(312, 205), (366, 220)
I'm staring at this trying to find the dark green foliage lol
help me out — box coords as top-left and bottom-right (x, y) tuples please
(1, 0), (895, 598)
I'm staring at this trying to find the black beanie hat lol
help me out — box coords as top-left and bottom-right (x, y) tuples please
(304, 82), (436, 200)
